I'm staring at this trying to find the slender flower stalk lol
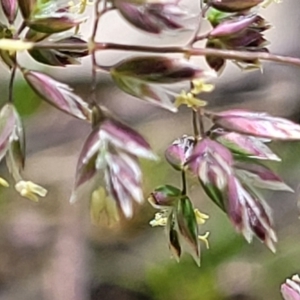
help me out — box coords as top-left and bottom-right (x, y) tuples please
(27, 41), (300, 68)
(89, 0), (103, 106)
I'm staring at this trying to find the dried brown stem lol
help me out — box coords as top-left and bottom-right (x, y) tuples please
(8, 65), (16, 103)
(33, 41), (300, 69)
(181, 170), (187, 195)
(192, 110), (200, 138)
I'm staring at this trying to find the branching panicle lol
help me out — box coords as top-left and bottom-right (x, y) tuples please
(0, 1), (299, 294)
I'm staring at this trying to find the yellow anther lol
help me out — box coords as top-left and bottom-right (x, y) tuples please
(175, 90), (207, 109)
(198, 231), (210, 249)
(191, 79), (214, 95)
(262, 0), (281, 8)
(0, 177), (9, 187)
(15, 180), (47, 202)
(0, 39), (33, 52)
(149, 212), (168, 227)
(194, 208), (209, 225)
